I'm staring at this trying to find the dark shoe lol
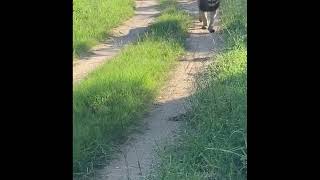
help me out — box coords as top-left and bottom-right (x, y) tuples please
(209, 28), (215, 33)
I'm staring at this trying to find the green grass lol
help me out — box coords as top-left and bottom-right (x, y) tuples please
(73, 1), (191, 178)
(149, 0), (247, 179)
(73, 0), (135, 57)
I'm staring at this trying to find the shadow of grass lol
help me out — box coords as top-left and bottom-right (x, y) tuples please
(151, 70), (247, 180)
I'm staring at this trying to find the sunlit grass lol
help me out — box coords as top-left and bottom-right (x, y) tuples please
(73, 0), (135, 57)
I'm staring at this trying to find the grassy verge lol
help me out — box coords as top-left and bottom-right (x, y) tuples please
(73, 1), (191, 178)
(73, 0), (135, 57)
(149, 0), (247, 179)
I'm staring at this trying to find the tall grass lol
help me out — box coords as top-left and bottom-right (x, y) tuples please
(73, 1), (191, 178)
(149, 0), (247, 179)
(73, 0), (135, 57)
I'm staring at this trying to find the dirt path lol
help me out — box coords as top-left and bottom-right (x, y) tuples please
(73, 0), (160, 85)
(93, 1), (223, 179)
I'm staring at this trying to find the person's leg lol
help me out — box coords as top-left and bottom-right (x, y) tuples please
(199, 10), (202, 22)
(208, 9), (217, 33)
(198, 0), (202, 22)
(199, 11), (208, 29)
